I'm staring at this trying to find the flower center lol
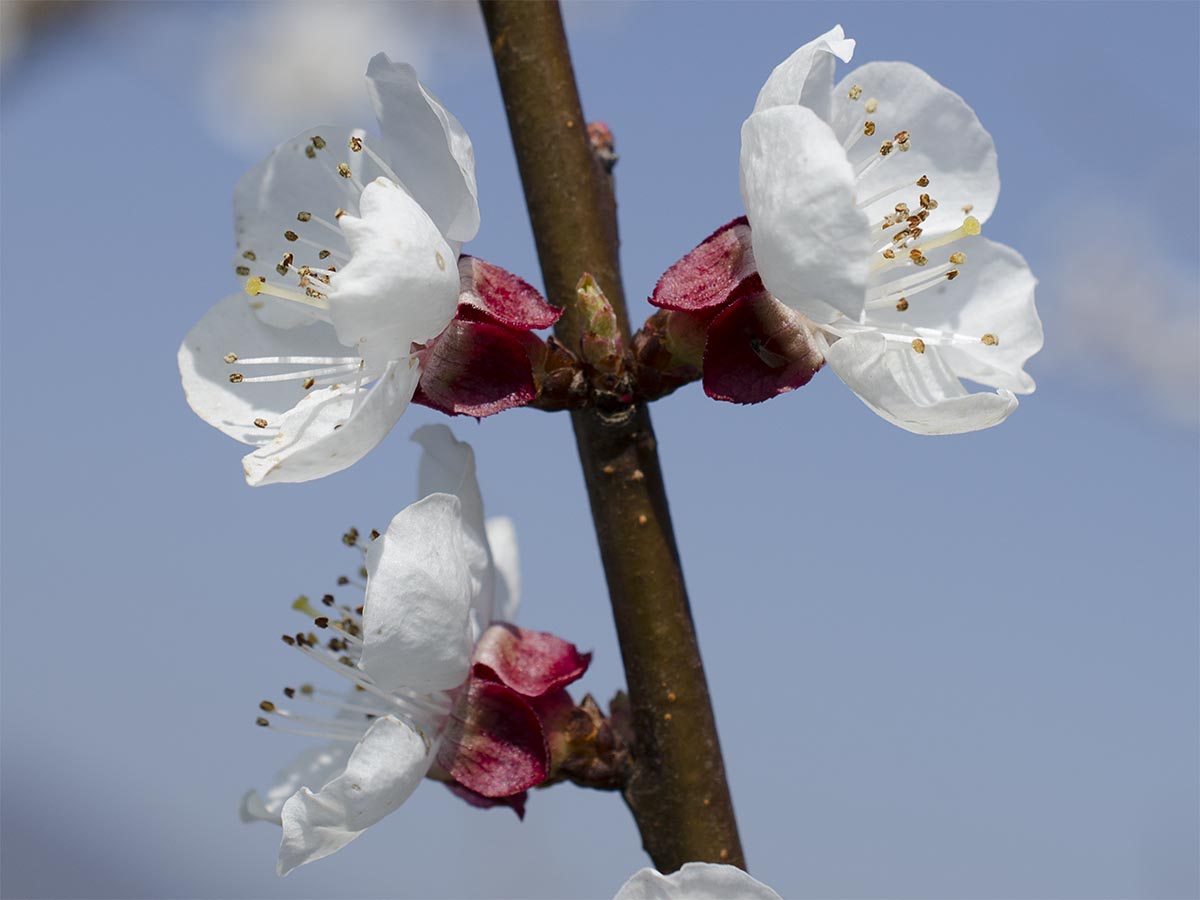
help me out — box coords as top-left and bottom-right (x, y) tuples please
(829, 84), (1002, 354)
(254, 532), (454, 745)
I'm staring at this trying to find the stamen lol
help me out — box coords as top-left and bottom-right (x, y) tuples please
(233, 364), (362, 385)
(911, 338), (926, 354)
(981, 333), (999, 346)
(857, 175), (931, 210)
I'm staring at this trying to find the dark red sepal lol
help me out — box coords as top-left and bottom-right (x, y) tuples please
(472, 623), (592, 698)
(650, 216), (755, 312)
(443, 782), (528, 820)
(702, 275), (825, 404)
(437, 679), (548, 798)
(458, 256), (562, 330)
(415, 319), (536, 417)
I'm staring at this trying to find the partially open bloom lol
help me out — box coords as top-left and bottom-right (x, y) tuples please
(652, 26), (1042, 434)
(614, 863), (782, 899)
(180, 56), (556, 484)
(242, 426), (590, 874)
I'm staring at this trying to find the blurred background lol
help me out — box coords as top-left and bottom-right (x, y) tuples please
(2, 2), (1197, 898)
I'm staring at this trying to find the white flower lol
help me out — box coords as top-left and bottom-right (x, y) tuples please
(179, 55), (479, 484)
(741, 25), (1043, 434)
(614, 863), (783, 900)
(241, 426), (517, 873)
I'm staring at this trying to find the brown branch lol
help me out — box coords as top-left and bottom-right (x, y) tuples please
(481, 0), (744, 872)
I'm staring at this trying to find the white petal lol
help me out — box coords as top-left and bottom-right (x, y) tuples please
(240, 742), (354, 826)
(826, 331), (1018, 434)
(277, 716), (432, 875)
(485, 516), (520, 623)
(242, 358), (420, 486)
(328, 178), (461, 367)
(365, 53), (480, 244)
(411, 425), (494, 629)
(179, 293), (349, 445)
(832, 61), (998, 237)
(358, 493), (475, 694)
(614, 863), (783, 900)
(233, 126), (385, 329)
(868, 238), (1041, 393)
(753, 24), (855, 121)
(741, 106), (871, 322)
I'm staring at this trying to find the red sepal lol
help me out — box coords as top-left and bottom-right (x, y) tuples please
(472, 623), (592, 698)
(458, 256), (562, 330)
(702, 275), (824, 404)
(438, 679), (548, 799)
(415, 319), (536, 417)
(443, 782), (528, 820)
(650, 216), (755, 312)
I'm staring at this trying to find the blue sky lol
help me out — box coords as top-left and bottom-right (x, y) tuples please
(1, 2), (1197, 898)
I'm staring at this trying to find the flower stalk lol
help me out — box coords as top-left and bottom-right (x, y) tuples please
(481, 0), (744, 872)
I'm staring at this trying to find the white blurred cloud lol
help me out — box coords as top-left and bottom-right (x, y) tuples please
(1040, 196), (1198, 427)
(199, 1), (480, 158)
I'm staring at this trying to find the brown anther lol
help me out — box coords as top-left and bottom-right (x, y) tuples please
(300, 684), (314, 695)
(882, 248), (896, 259)
(259, 700), (276, 712)
(909, 227), (923, 241)
(343, 528), (360, 546)
(916, 175), (930, 187)
(896, 298), (909, 311)
(223, 353), (238, 364)
(962, 204), (974, 214)
(349, 136), (363, 152)
(283, 687), (296, 698)
(981, 333), (999, 346)
(919, 193), (938, 210)
(322, 594), (335, 606)
(302, 377), (315, 390)
(848, 84), (863, 100)
(879, 140), (894, 156)
(912, 253), (928, 266)
(314, 616), (330, 629)
(892, 229), (911, 244)
(358, 566), (368, 579)
(865, 98), (878, 113)
(912, 338), (926, 354)
(253, 418), (268, 429)
(235, 265), (250, 276)
(337, 163), (352, 178)
(945, 269), (960, 281)
(907, 215), (922, 229)
(863, 120), (876, 136)
(949, 251), (966, 265)
(895, 202), (910, 215)
(311, 135), (326, 150)
(256, 717), (269, 727)
(242, 250), (257, 261)
(337, 576), (350, 585)
(637, 514), (648, 525)
(369, 529), (381, 540)
(283, 230), (298, 242)
(355, 605), (365, 616)
(229, 373), (244, 384)
(334, 208), (345, 219)
(894, 130), (910, 150)
(318, 250), (331, 260)
(281, 634), (296, 646)
(304, 145), (316, 159)
(338, 656), (353, 666)
(297, 211), (312, 222)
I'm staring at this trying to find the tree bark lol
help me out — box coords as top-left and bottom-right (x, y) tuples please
(481, 0), (744, 872)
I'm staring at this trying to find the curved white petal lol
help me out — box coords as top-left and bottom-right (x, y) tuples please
(485, 516), (520, 623)
(366, 53), (480, 244)
(411, 425), (494, 630)
(277, 716), (432, 875)
(242, 359), (420, 486)
(753, 24), (855, 121)
(179, 293), (349, 445)
(832, 61), (998, 237)
(240, 741), (355, 826)
(359, 493), (475, 694)
(826, 331), (1018, 434)
(328, 178), (461, 367)
(741, 106), (871, 322)
(234, 126), (388, 328)
(614, 863), (783, 900)
(867, 238), (1041, 393)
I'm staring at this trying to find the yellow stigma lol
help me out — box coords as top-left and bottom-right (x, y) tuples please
(963, 215), (981, 236)
(244, 277), (264, 296)
(292, 595), (320, 617)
